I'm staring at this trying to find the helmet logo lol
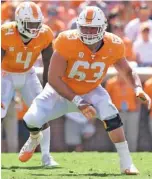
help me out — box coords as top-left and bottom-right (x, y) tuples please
(79, 52), (84, 58)
(85, 8), (95, 24)
(30, 3), (39, 19)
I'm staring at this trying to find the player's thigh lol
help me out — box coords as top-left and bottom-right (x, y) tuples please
(24, 84), (78, 128)
(1, 74), (15, 118)
(83, 85), (118, 120)
(21, 69), (43, 106)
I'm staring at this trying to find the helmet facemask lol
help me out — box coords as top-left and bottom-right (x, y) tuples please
(17, 19), (42, 39)
(77, 24), (107, 45)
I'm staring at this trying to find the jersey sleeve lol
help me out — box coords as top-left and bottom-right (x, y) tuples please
(114, 40), (125, 64)
(53, 32), (69, 60)
(43, 25), (54, 49)
(110, 35), (126, 65)
(1, 24), (8, 50)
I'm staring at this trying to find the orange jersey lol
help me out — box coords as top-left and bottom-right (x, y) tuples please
(106, 76), (137, 111)
(144, 78), (152, 117)
(1, 22), (54, 73)
(53, 30), (125, 95)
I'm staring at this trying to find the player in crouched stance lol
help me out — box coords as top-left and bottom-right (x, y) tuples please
(19, 6), (151, 174)
(1, 2), (58, 167)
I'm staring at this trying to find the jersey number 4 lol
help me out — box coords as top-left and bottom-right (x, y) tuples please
(68, 61), (105, 83)
(16, 52), (32, 69)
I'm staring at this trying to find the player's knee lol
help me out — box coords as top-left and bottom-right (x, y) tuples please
(23, 120), (42, 132)
(103, 114), (123, 132)
(23, 111), (43, 131)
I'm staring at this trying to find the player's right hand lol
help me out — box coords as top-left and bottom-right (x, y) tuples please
(72, 95), (97, 120)
(78, 101), (97, 120)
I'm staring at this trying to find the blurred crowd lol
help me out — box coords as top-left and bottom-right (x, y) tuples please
(1, 0), (152, 152)
(2, 0), (152, 66)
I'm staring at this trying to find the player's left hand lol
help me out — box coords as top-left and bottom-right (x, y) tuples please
(135, 87), (151, 110)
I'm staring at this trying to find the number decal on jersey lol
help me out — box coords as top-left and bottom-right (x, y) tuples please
(67, 32), (78, 40)
(86, 62), (105, 82)
(112, 36), (121, 44)
(68, 61), (105, 82)
(16, 52), (32, 69)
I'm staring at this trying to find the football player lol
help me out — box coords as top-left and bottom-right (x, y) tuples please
(1, 2), (58, 167)
(19, 6), (151, 174)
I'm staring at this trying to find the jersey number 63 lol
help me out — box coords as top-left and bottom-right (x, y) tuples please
(68, 61), (106, 83)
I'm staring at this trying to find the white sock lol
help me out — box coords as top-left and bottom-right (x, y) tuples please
(40, 127), (50, 156)
(115, 141), (133, 169)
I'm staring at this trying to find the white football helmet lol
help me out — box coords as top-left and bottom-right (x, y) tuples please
(76, 6), (107, 45)
(15, 2), (44, 38)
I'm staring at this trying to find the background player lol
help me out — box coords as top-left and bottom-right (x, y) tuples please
(1, 2), (58, 167)
(19, 6), (151, 174)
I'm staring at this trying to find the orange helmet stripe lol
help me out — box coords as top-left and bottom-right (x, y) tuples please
(30, 2), (39, 19)
(86, 8), (94, 23)
(16, 3), (24, 15)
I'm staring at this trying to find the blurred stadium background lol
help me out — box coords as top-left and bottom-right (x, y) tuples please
(1, 0), (152, 153)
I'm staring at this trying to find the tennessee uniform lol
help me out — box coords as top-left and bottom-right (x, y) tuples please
(1, 1), (59, 167)
(2, 22), (53, 73)
(1, 21), (53, 117)
(20, 6), (150, 174)
(23, 30), (123, 127)
(56, 30), (125, 94)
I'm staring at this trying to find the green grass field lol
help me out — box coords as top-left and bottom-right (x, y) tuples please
(1, 152), (152, 179)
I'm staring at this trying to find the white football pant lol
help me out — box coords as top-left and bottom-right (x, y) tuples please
(1, 68), (42, 118)
(24, 83), (119, 128)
